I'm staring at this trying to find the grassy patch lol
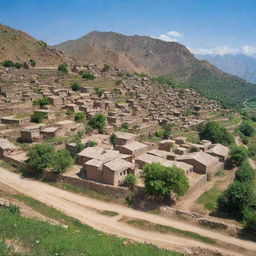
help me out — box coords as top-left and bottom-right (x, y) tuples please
(196, 187), (222, 211)
(99, 210), (119, 217)
(215, 170), (225, 177)
(45, 181), (122, 203)
(0, 207), (181, 256)
(127, 219), (216, 245)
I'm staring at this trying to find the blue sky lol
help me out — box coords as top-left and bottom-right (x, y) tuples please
(0, 0), (256, 55)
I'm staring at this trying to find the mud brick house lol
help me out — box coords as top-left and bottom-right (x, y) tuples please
(207, 144), (229, 162)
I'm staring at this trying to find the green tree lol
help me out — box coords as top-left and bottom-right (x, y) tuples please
(73, 131), (85, 154)
(33, 97), (49, 107)
(1, 60), (14, 67)
(31, 111), (46, 123)
(239, 120), (255, 137)
(71, 82), (81, 91)
(109, 133), (117, 148)
(58, 63), (68, 73)
(14, 62), (23, 69)
(235, 161), (255, 183)
(198, 121), (234, 146)
(94, 87), (104, 97)
(142, 163), (189, 198)
(123, 173), (136, 189)
(27, 143), (55, 172)
(75, 112), (85, 122)
(85, 140), (97, 147)
(217, 181), (255, 219)
(51, 149), (74, 174)
(243, 208), (256, 233)
(88, 113), (106, 133)
(82, 71), (95, 80)
(229, 146), (248, 167)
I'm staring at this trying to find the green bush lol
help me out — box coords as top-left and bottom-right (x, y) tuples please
(243, 208), (256, 233)
(102, 64), (110, 71)
(51, 149), (74, 174)
(217, 181), (255, 219)
(142, 163), (189, 198)
(27, 143), (55, 171)
(189, 146), (200, 153)
(88, 113), (106, 133)
(229, 146), (248, 167)
(75, 112), (85, 122)
(239, 121), (255, 137)
(123, 173), (136, 189)
(199, 121), (234, 146)
(4, 204), (20, 215)
(82, 71), (95, 80)
(14, 62), (23, 69)
(94, 87), (104, 97)
(58, 63), (68, 73)
(109, 133), (117, 148)
(235, 161), (255, 183)
(31, 111), (46, 123)
(71, 82), (81, 91)
(115, 80), (122, 85)
(85, 140), (97, 147)
(33, 97), (49, 107)
(29, 59), (36, 67)
(1, 60), (14, 67)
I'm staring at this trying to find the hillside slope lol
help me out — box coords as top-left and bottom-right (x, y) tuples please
(0, 23), (73, 66)
(55, 31), (256, 107)
(197, 54), (256, 84)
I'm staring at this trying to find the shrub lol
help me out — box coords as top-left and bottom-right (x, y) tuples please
(85, 140), (97, 147)
(27, 143), (55, 171)
(75, 112), (85, 122)
(72, 131), (85, 154)
(94, 87), (104, 97)
(251, 114), (256, 122)
(217, 181), (255, 219)
(109, 133), (117, 148)
(199, 121), (234, 146)
(102, 64), (110, 71)
(31, 111), (46, 123)
(1, 60), (14, 67)
(239, 121), (255, 137)
(82, 71), (95, 80)
(142, 163), (189, 198)
(88, 113), (106, 133)
(29, 59), (36, 67)
(235, 161), (255, 183)
(33, 97), (49, 107)
(14, 62), (23, 69)
(115, 80), (122, 86)
(243, 208), (256, 233)
(189, 146), (200, 153)
(119, 123), (129, 132)
(239, 132), (249, 145)
(123, 173), (136, 189)
(71, 82), (81, 91)
(229, 146), (248, 167)
(58, 63), (68, 73)
(51, 149), (74, 174)
(4, 204), (20, 215)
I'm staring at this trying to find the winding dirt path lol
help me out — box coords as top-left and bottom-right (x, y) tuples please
(0, 167), (255, 256)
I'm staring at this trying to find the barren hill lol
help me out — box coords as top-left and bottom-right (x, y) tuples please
(0, 23), (73, 66)
(55, 31), (256, 107)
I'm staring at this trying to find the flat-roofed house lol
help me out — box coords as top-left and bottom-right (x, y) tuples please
(0, 139), (20, 157)
(207, 144), (229, 162)
(77, 146), (104, 164)
(118, 141), (148, 157)
(115, 131), (136, 145)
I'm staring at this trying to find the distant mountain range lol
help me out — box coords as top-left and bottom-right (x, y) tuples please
(0, 23), (73, 66)
(55, 31), (256, 107)
(196, 54), (256, 84)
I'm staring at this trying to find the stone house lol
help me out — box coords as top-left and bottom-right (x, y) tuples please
(118, 141), (149, 157)
(0, 139), (20, 157)
(207, 144), (229, 162)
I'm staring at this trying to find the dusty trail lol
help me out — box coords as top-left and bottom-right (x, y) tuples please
(0, 167), (255, 256)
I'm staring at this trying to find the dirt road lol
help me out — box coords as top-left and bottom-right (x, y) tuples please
(0, 167), (255, 256)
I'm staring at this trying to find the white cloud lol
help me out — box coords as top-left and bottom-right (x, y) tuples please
(153, 30), (183, 42)
(190, 45), (256, 57)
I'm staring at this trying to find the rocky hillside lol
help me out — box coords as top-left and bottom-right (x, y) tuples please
(0, 23), (73, 66)
(55, 31), (256, 107)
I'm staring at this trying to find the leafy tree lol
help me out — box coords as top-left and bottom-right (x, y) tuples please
(27, 143), (55, 171)
(251, 114), (256, 122)
(75, 112), (85, 122)
(29, 59), (36, 67)
(88, 113), (106, 133)
(73, 131), (85, 153)
(239, 120), (255, 137)
(235, 161), (255, 183)
(123, 173), (136, 189)
(71, 82), (81, 91)
(82, 71), (95, 80)
(142, 163), (189, 198)
(109, 133), (117, 148)
(229, 146), (248, 167)
(94, 87), (104, 97)
(14, 62), (23, 69)
(198, 121), (234, 146)
(1, 60), (14, 67)
(217, 181), (256, 219)
(31, 111), (46, 123)
(58, 63), (68, 73)
(51, 149), (74, 174)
